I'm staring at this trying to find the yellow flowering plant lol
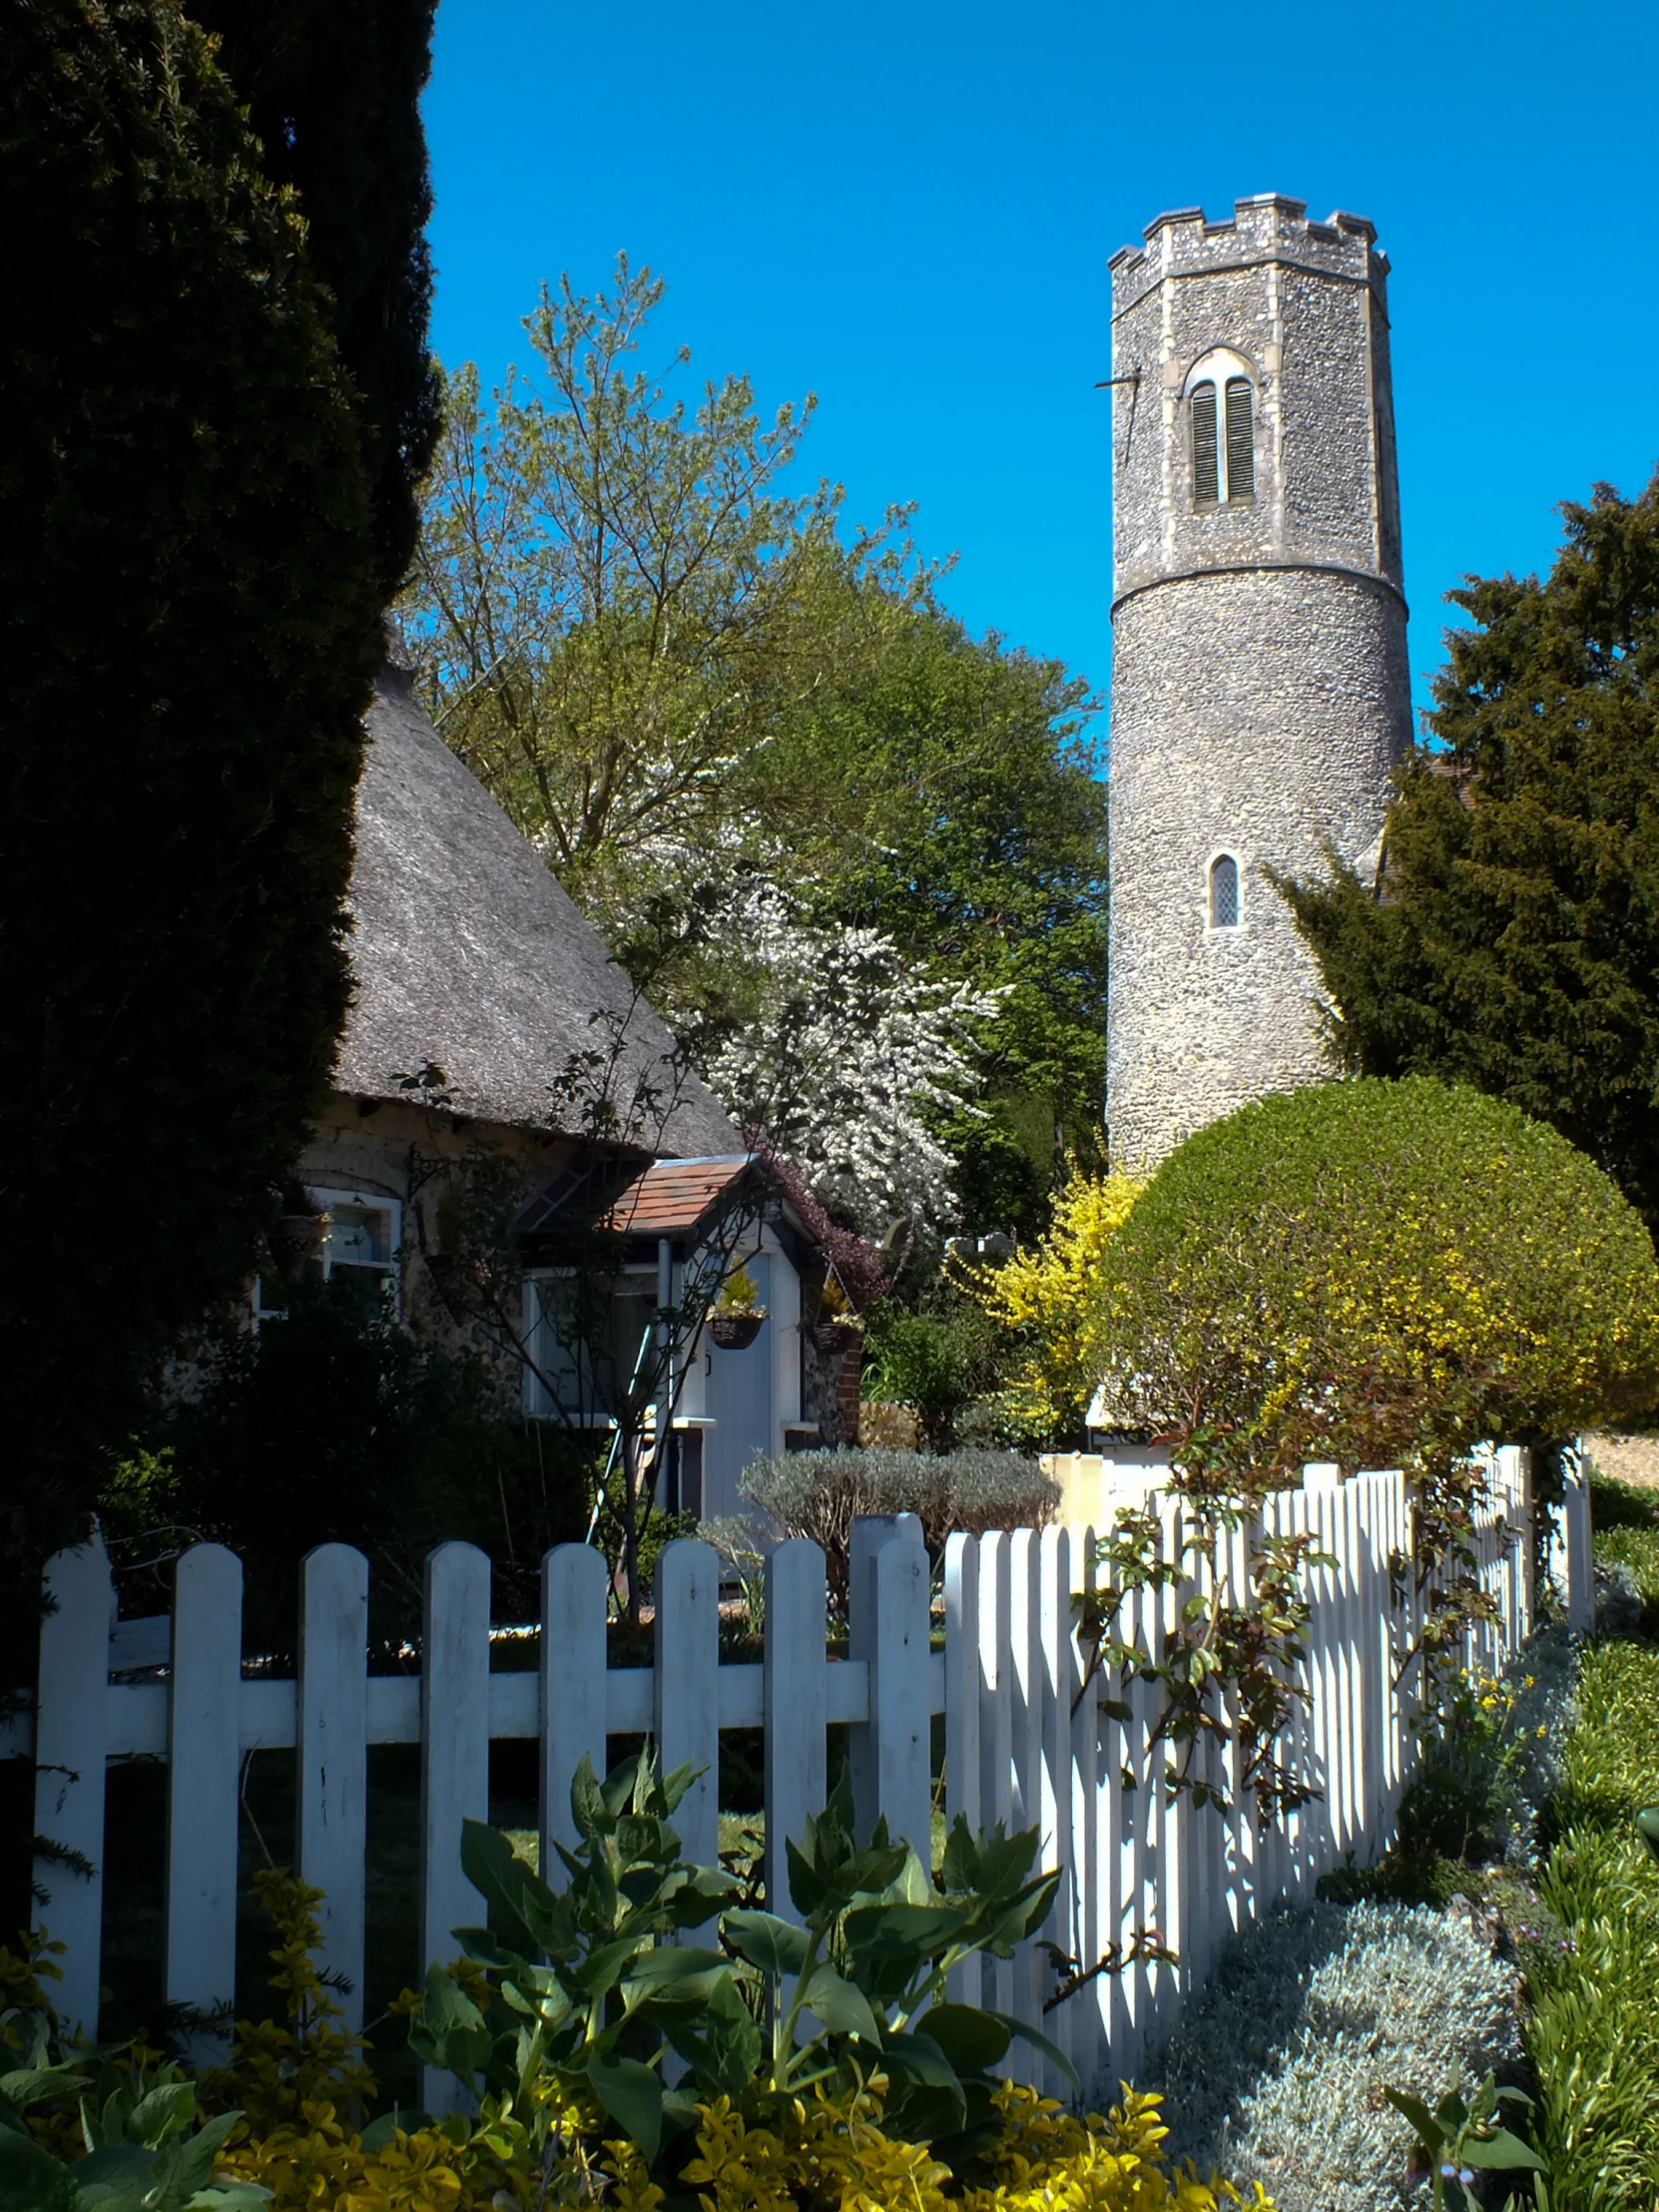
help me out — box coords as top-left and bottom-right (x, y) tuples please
(957, 1167), (1144, 1441)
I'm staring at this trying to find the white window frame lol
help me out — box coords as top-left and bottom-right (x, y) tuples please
(253, 1184), (402, 1327)
(1184, 347), (1258, 507)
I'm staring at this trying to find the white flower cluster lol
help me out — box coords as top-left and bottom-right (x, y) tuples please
(696, 881), (1001, 1248)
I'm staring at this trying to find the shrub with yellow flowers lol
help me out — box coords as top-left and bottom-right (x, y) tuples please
(957, 1165), (1144, 1443)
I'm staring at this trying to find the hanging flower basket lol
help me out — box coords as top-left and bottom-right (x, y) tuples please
(268, 1212), (326, 1283)
(709, 1311), (766, 1351)
(809, 1318), (863, 1359)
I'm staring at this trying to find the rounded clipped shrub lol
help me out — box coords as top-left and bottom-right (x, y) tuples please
(1093, 1077), (1659, 1483)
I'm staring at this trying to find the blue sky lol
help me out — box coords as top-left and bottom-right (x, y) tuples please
(422, 0), (1659, 738)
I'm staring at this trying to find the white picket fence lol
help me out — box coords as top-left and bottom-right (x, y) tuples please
(9, 1448), (1564, 2109)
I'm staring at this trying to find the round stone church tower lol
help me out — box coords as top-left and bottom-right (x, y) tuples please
(1105, 195), (1410, 1167)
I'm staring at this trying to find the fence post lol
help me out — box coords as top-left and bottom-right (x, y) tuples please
(420, 1541), (490, 2111)
(655, 1539), (720, 1885)
(765, 1539), (828, 1921)
(298, 1544), (369, 2030)
(1559, 1443), (1593, 1634)
(943, 1532), (981, 2006)
(166, 1543), (243, 2049)
(33, 1534), (114, 2037)
(868, 1532), (931, 1866)
(847, 1513), (924, 1845)
(541, 1543), (609, 1868)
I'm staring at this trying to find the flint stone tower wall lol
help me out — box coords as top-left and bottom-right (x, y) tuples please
(1105, 194), (1411, 1168)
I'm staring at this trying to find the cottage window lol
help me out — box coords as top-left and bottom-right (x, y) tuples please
(1209, 852), (1241, 929)
(254, 1187), (400, 1326)
(1186, 349), (1257, 508)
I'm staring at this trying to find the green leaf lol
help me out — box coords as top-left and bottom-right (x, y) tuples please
(584, 2052), (663, 2163)
(880, 2031), (966, 2119)
(842, 1901), (966, 1967)
(172, 2108), (246, 2200)
(723, 1911), (812, 1977)
(802, 1963), (883, 2043)
(0, 2067), (91, 2113)
(1384, 2088), (1444, 2151)
(126, 2080), (199, 2149)
(911, 2002), (1010, 2074)
(1459, 2130), (1547, 2173)
(574, 1755), (610, 1838)
(987, 2008), (1080, 2091)
(0, 2126), (79, 2212)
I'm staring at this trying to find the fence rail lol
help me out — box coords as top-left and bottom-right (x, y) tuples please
(7, 1449), (1560, 2108)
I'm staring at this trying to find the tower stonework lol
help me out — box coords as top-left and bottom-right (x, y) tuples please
(1105, 195), (1410, 1167)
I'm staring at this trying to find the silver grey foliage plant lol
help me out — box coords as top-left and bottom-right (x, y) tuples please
(739, 1446), (1059, 1607)
(1150, 1901), (1520, 2212)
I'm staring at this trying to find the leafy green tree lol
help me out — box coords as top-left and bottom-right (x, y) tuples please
(191, 0), (442, 594)
(1279, 475), (1659, 1232)
(400, 258), (840, 912)
(402, 267), (1108, 1241)
(763, 592), (1108, 1235)
(0, 1), (388, 1639)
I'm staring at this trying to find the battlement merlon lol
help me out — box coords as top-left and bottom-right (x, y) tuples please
(1107, 196), (1388, 306)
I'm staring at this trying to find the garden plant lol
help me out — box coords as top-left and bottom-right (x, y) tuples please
(1, 1765), (1272, 2211)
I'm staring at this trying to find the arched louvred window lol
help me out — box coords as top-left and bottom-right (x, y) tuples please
(1190, 381), (1220, 505)
(1209, 852), (1240, 929)
(1225, 377), (1255, 500)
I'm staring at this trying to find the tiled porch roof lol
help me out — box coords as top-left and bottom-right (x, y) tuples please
(598, 1155), (755, 1237)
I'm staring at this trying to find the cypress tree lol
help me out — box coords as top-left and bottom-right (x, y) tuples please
(1279, 476), (1659, 1234)
(0, 0), (384, 1618)
(189, 0), (441, 592)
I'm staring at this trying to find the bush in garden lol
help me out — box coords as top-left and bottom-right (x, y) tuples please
(1150, 1899), (1519, 2212)
(103, 1273), (593, 1655)
(858, 1303), (979, 1449)
(741, 1445), (1059, 1609)
(1092, 1077), (1659, 1489)
(960, 1165), (1145, 1445)
(0, 1783), (1270, 2211)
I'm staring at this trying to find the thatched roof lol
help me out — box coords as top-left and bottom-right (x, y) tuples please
(331, 664), (741, 1157)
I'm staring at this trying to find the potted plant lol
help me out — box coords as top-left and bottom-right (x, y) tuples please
(808, 1271), (863, 1358)
(268, 1182), (329, 1282)
(709, 1261), (768, 1351)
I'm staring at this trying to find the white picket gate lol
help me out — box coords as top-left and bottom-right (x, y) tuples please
(7, 1449), (1551, 2109)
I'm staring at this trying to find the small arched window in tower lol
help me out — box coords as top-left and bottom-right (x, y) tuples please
(1209, 852), (1241, 930)
(1185, 349), (1257, 508)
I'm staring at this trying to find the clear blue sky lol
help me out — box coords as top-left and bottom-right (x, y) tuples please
(422, 0), (1659, 738)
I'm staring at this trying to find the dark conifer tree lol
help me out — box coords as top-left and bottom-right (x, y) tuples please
(190, 0), (442, 591)
(0, 0), (399, 1683)
(1279, 475), (1659, 1234)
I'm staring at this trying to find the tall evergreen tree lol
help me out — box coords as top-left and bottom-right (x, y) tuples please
(190, 0), (441, 592)
(1279, 475), (1659, 1231)
(0, 0), (393, 1641)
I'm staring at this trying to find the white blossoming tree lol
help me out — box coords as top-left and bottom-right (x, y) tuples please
(691, 882), (1001, 1252)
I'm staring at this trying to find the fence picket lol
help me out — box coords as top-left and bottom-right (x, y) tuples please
(298, 1544), (369, 2029)
(655, 1539), (720, 1883)
(943, 1533), (982, 2009)
(13, 1447), (1572, 2117)
(765, 1539), (827, 1920)
(420, 1542), (490, 2108)
(166, 1543), (243, 2045)
(541, 1543), (608, 1866)
(32, 1534), (114, 2036)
